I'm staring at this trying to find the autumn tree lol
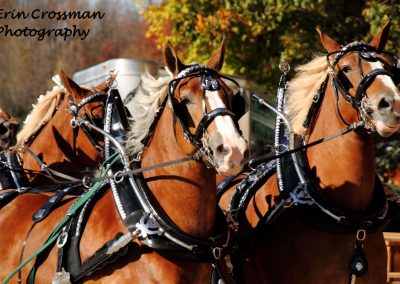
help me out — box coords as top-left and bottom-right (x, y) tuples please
(143, 0), (400, 182)
(0, 0), (159, 118)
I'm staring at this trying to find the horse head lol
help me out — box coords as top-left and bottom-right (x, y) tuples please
(16, 72), (108, 185)
(164, 40), (249, 176)
(317, 21), (400, 137)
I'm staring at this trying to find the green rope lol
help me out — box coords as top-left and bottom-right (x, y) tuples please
(2, 153), (121, 283)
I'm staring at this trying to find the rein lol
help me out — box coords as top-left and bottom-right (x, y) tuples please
(248, 94), (365, 169)
(69, 116), (205, 188)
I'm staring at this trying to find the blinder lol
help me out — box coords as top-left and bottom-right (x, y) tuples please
(224, 77), (250, 120)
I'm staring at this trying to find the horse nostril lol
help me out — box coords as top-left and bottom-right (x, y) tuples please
(0, 124), (8, 135)
(378, 97), (392, 110)
(216, 144), (229, 154)
(244, 149), (250, 160)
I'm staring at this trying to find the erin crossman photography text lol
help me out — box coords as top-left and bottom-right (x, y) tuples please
(0, 8), (105, 41)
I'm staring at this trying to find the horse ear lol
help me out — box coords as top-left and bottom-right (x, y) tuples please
(59, 70), (83, 97)
(164, 41), (186, 76)
(207, 38), (227, 71)
(369, 21), (391, 51)
(317, 28), (342, 53)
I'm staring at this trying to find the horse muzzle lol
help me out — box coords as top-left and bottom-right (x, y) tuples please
(208, 132), (249, 176)
(370, 94), (400, 137)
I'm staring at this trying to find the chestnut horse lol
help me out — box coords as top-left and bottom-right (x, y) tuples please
(220, 22), (400, 283)
(0, 41), (249, 283)
(0, 106), (18, 150)
(4, 72), (108, 189)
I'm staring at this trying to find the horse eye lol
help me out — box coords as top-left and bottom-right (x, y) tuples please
(342, 65), (352, 73)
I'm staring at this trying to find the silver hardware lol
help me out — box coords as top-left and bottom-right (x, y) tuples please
(212, 247), (222, 260)
(133, 214), (161, 239)
(356, 229), (366, 241)
(106, 232), (133, 255)
(289, 184), (315, 206)
(82, 176), (92, 189)
(355, 261), (363, 271)
(113, 171), (124, 183)
(312, 92), (320, 103)
(70, 118), (79, 128)
(279, 61), (290, 74)
(68, 105), (78, 116)
(56, 231), (68, 248)
(52, 268), (71, 284)
(106, 70), (118, 89)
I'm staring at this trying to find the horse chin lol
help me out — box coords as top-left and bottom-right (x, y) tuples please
(215, 164), (243, 177)
(375, 120), (400, 137)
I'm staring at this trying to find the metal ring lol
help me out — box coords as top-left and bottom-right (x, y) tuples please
(212, 247), (222, 260)
(82, 176), (93, 189)
(56, 231), (68, 248)
(70, 119), (78, 128)
(279, 61), (290, 74)
(106, 70), (118, 89)
(356, 229), (366, 241)
(114, 171), (124, 183)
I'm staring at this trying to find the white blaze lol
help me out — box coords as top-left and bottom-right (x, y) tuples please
(205, 90), (242, 143)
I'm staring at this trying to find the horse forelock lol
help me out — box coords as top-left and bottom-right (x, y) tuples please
(15, 87), (65, 147)
(285, 55), (329, 134)
(126, 71), (172, 155)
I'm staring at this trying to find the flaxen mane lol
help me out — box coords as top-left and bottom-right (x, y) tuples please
(285, 55), (328, 134)
(126, 71), (172, 155)
(15, 86), (64, 147)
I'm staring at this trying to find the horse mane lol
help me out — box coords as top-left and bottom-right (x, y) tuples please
(126, 71), (172, 155)
(285, 55), (329, 134)
(15, 86), (65, 147)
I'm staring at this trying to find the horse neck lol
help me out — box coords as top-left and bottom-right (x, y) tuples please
(306, 83), (375, 211)
(141, 107), (216, 239)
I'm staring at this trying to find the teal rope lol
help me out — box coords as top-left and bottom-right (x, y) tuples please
(2, 153), (121, 283)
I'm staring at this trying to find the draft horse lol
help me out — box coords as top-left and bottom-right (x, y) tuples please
(0, 106), (18, 150)
(220, 22), (400, 283)
(0, 72), (108, 195)
(0, 41), (249, 283)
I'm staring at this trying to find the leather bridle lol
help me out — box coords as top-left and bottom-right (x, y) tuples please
(168, 64), (249, 166)
(326, 42), (400, 130)
(68, 92), (107, 154)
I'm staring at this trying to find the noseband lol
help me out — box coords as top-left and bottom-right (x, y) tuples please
(168, 64), (248, 166)
(326, 42), (400, 130)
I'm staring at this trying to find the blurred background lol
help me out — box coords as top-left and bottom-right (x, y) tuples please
(0, 0), (399, 189)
